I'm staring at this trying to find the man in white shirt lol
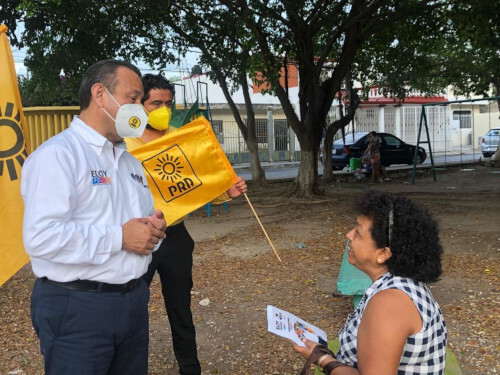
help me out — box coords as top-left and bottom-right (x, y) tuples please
(21, 59), (166, 375)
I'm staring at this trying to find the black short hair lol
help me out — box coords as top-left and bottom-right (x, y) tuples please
(354, 190), (443, 283)
(79, 59), (142, 110)
(369, 131), (377, 136)
(142, 73), (175, 103)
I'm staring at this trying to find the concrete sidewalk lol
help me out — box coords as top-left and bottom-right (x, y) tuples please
(231, 149), (485, 174)
(232, 161), (300, 171)
(232, 156), (483, 182)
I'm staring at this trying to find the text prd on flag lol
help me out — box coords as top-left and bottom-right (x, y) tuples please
(130, 116), (237, 225)
(0, 25), (31, 286)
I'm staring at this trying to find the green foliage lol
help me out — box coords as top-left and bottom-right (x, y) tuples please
(3, 0), (497, 106)
(357, 0), (500, 99)
(168, 0), (259, 94)
(163, 0), (466, 195)
(4, 0), (177, 105)
(190, 64), (203, 76)
(17, 74), (79, 106)
(0, 0), (23, 46)
(3, 0), (499, 194)
(354, 2), (451, 99)
(444, 0), (500, 96)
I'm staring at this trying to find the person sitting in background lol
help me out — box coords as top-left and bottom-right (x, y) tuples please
(294, 190), (447, 374)
(361, 133), (390, 182)
(361, 151), (390, 182)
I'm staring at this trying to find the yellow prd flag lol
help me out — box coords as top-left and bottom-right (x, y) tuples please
(0, 25), (31, 286)
(130, 115), (237, 225)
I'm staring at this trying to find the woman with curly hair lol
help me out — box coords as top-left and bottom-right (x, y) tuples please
(295, 191), (447, 374)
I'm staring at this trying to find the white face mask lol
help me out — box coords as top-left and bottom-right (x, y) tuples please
(101, 86), (148, 138)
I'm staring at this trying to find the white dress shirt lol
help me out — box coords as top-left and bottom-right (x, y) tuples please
(21, 116), (158, 284)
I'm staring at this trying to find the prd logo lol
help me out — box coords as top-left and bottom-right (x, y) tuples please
(129, 116), (141, 128)
(142, 144), (202, 203)
(0, 102), (28, 181)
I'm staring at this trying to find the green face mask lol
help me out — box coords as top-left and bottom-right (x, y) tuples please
(148, 106), (171, 131)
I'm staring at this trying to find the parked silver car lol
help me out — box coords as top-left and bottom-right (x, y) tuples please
(481, 128), (500, 157)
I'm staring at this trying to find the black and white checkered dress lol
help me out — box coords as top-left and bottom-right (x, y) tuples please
(336, 272), (447, 374)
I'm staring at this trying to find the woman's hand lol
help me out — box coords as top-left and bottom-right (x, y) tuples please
(292, 338), (318, 360)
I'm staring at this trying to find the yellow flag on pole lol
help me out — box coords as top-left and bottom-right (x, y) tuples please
(0, 25), (31, 286)
(130, 115), (237, 225)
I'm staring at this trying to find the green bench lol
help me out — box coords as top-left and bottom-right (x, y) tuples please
(336, 242), (372, 309)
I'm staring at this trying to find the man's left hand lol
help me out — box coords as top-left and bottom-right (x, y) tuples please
(227, 176), (247, 198)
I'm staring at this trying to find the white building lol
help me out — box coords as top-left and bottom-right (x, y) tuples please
(176, 70), (500, 162)
(175, 68), (301, 163)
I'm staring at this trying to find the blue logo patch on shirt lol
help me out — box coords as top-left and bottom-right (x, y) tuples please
(91, 170), (111, 185)
(92, 176), (112, 185)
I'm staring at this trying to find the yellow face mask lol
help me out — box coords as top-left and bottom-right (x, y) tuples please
(148, 106), (171, 131)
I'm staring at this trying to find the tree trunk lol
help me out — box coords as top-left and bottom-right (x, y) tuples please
(323, 73), (360, 181)
(293, 149), (320, 197)
(212, 65), (268, 186)
(249, 143), (267, 185)
(240, 70), (268, 186)
(288, 133), (321, 197)
(246, 116), (267, 185)
(323, 123), (339, 181)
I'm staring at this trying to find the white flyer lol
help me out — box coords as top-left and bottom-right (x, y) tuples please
(266, 305), (328, 347)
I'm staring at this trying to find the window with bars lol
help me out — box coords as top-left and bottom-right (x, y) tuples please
(366, 108), (377, 118)
(274, 119), (289, 151)
(255, 119), (268, 144)
(244, 118), (269, 145)
(452, 111), (471, 129)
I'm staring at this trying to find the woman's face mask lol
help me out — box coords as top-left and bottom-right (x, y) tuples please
(101, 86), (148, 138)
(148, 106), (171, 131)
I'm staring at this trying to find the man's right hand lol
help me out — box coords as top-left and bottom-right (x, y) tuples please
(147, 209), (167, 233)
(122, 217), (166, 256)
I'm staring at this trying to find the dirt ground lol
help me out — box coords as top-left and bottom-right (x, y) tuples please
(1, 164), (499, 375)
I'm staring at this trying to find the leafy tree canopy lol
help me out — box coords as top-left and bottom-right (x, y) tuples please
(0, 0), (22, 46)
(2, 0), (498, 195)
(445, 0), (500, 97)
(3, 0), (176, 105)
(190, 64), (203, 76)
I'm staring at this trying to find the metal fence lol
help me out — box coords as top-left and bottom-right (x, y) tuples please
(346, 100), (500, 159)
(22, 107), (300, 165)
(216, 119), (298, 164)
(26, 102), (497, 167)
(24, 106), (79, 151)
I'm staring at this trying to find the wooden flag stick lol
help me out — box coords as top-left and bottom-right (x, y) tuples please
(243, 192), (282, 262)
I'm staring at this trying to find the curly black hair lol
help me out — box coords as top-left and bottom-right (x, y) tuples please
(142, 73), (175, 103)
(354, 190), (443, 283)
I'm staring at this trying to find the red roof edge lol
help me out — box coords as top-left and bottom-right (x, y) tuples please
(358, 96), (447, 105)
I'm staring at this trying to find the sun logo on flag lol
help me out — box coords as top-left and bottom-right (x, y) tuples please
(0, 102), (28, 181)
(154, 154), (184, 182)
(142, 144), (202, 203)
